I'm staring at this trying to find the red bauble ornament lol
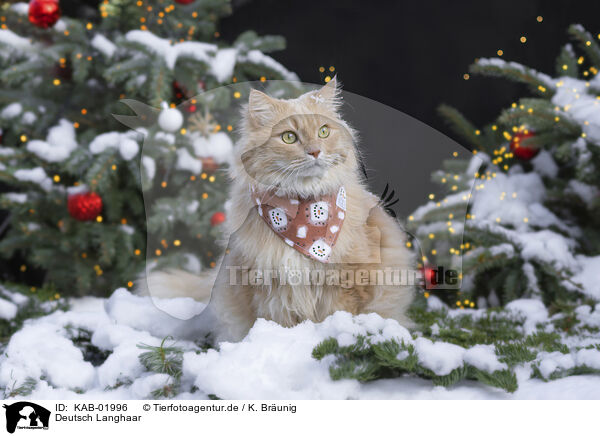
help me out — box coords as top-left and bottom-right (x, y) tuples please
(510, 130), (539, 161)
(175, 0), (195, 4)
(210, 211), (226, 226)
(421, 265), (437, 289)
(68, 192), (103, 221)
(201, 157), (219, 173)
(28, 0), (61, 29)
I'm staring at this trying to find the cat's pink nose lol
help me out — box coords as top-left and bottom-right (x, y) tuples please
(307, 150), (321, 159)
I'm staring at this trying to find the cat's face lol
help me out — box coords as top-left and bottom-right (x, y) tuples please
(239, 78), (358, 196)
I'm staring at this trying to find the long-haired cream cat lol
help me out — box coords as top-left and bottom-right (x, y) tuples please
(140, 78), (415, 343)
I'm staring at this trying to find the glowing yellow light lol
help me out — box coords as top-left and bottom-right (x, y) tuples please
(209, 175), (215, 182)
(260, 76), (266, 82)
(53, 175), (60, 182)
(428, 194), (435, 200)
(324, 76), (331, 83)
(520, 36), (526, 43)
(406, 242), (412, 248)
(96, 216), (103, 223)
(329, 66), (335, 72)
(111, 164), (117, 171)
(161, 181), (167, 188)
(53, 78), (61, 86)
(202, 192), (208, 199)
(86, 22), (93, 30)
(319, 66), (325, 72)
(180, 128), (187, 135)
(463, 73), (470, 80)
(155, 249), (162, 256)
(452, 151), (458, 157)
(536, 15), (543, 22)
(201, 173), (207, 180)
(233, 91), (241, 98)
(174, 240), (181, 246)
(497, 49), (503, 56)
(428, 233), (435, 239)
(134, 249), (141, 256)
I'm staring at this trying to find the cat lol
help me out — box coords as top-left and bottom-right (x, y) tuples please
(139, 77), (415, 343)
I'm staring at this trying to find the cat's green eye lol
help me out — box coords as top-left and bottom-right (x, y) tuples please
(318, 125), (330, 138)
(281, 131), (298, 144)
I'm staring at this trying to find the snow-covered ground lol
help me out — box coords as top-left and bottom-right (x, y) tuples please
(1, 289), (600, 400)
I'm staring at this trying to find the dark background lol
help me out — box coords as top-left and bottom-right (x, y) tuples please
(220, 0), (600, 143)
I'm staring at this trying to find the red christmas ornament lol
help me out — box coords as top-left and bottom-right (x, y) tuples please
(421, 265), (437, 289)
(28, 0), (61, 29)
(510, 130), (539, 160)
(201, 157), (219, 173)
(68, 192), (103, 221)
(175, 0), (195, 4)
(210, 211), (226, 226)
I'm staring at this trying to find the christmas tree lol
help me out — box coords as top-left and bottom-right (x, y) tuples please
(407, 24), (600, 309)
(0, 0), (298, 297)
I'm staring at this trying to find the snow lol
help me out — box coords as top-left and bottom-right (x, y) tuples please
(10, 2), (28, 15)
(142, 156), (156, 180)
(13, 167), (53, 191)
(210, 48), (237, 82)
(505, 299), (548, 334)
(26, 119), (78, 162)
(531, 150), (558, 178)
(0, 29), (32, 51)
(471, 172), (564, 232)
(1, 103), (22, 119)
(476, 58), (554, 88)
(238, 50), (299, 81)
(1, 290), (600, 399)
(463, 344), (507, 373)
(567, 180), (598, 205)
(191, 132), (233, 164)
(571, 255), (600, 299)
(0, 298), (18, 320)
(89, 131), (140, 161)
(91, 34), (116, 58)
(22, 111), (37, 125)
(552, 76), (600, 143)
(413, 337), (465, 376)
(1, 322), (96, 391)
(3, 193), (27, 203)
(176, 148), (203, 174)
(125, 31), (236, 81)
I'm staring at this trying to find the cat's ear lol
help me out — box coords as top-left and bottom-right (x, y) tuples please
(320, 75), (340, 102)
(247, 89), (278, 127)
(303, 75), (342, 112)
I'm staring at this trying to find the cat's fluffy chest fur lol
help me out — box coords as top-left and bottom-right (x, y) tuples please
(209, 178), (414, 342)
(139, 78), (415, 344)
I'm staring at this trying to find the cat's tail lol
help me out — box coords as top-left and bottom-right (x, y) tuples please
(135, 269), (215, 303)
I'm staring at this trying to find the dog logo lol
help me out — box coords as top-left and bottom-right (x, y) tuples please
(3, 402), (50, 433)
